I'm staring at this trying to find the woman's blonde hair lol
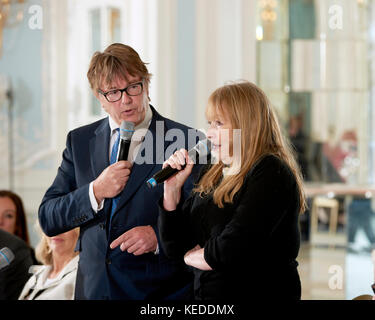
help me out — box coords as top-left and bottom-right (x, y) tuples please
(35, 225), (79, 265)
(194, 81), (306, 213)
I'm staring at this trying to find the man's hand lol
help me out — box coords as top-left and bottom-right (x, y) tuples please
(110, 226), (157, 255)
(93, 161), (132, 204)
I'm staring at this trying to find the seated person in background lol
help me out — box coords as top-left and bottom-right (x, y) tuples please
(0, 190), (39, 264)
(288, 114), (309, 181)
(19, 227), (79, 300)
(0, 229), (34, 300)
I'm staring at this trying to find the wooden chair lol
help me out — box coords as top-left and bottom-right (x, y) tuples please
(310, 196), (339, 247)
(352, 294), (373, 300)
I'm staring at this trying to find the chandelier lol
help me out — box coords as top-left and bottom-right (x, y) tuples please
(259, 0), (278, 22)
(0, 0), (25, 57)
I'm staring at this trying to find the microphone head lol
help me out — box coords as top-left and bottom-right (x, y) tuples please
(187, 139), (211, 165)
(192, 139), (211, 157)
(0, 247), (15, 270)
(120, 121), (135, 141)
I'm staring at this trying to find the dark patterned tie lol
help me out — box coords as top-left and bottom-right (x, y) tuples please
(110, 128), (120, 219)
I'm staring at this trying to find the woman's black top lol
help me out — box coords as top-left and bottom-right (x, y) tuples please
(158, 155), (302, 301)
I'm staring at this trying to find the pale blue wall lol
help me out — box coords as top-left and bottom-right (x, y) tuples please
(0, 0), (44, 247)
(0, 0), (43, 168)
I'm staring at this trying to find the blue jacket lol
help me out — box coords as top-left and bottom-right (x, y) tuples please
(38, 106), (203, 300)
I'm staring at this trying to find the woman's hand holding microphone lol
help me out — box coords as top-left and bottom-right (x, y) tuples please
(163, 149), (194, 211)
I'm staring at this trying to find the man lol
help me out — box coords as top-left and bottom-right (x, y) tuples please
(38, 43), (202, 300)
(0, 229), (33, 300)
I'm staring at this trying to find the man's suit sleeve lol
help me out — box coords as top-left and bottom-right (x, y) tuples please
(38, 132), (100, 237)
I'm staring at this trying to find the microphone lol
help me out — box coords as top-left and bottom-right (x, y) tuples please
(146, 139), (211, 188)
(117, 121), (135, 161)
(0, 247), (15, 271)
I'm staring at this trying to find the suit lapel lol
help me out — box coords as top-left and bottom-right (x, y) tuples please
(89, 119), (112, 217)
(111, 107), (169, 217)
(89, 118), (111, 180)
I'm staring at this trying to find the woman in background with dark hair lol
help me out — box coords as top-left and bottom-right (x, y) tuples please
(0, 190), (38, 264)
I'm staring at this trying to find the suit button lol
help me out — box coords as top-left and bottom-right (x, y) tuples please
(106, 259), (111, 265)
(99, 223), (105, 230)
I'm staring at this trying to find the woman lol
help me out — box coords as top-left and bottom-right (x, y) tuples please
(158, 81), (306, 300)
(18, 227), (79, 300)
(0, 190), (38, 264)
(0, 190), (31, 245)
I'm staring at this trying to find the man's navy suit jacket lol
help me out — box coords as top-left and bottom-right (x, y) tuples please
(38, 106), (203, 300)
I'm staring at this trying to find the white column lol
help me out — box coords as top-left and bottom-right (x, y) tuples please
(368, 0), (375, 185)
(155, 0), (177, 119)
(46, 0), (69, 160)
(194, 0), (257, 130)
(217, 0), (243, 83)
(195, 0), (218, 130)
(241, 0), (257, 83)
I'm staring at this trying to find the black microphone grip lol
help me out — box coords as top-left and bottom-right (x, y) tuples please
(146, 139), (211, 188)
(117, 139), (131, 161)
(147, 164), (186, 188)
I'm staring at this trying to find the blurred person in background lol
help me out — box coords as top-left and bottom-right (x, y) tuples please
(0, 190), (38, 264)
(288, 114), (309, 181)
(18, 227), (79, 300)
